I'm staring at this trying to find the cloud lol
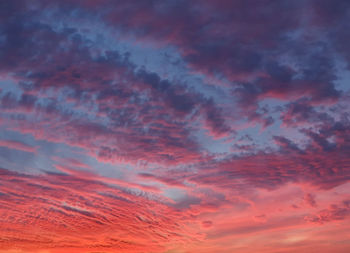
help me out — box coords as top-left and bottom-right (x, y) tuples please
(305, 199), (350, 224)
(0, 1), (349, 252)
(304, 193), (317, 208)
(0, 167), (200, 252)
(0, 139), (37, 153)
(188, 118), (350, 190)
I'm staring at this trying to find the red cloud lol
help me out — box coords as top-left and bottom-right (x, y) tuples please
(0, 168), (201, 252)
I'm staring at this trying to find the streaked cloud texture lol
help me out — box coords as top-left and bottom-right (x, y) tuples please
(0, 0), (349, 252)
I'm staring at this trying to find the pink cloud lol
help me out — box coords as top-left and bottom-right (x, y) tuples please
(0, 139), (37, 153)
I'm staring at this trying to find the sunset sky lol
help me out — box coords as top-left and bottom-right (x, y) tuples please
(0, 0), (350, 252)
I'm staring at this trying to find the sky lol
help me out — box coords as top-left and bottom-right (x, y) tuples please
(0, 0), (349, 252)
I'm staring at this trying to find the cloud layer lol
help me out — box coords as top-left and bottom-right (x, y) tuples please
(0, 0), (349, 252)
